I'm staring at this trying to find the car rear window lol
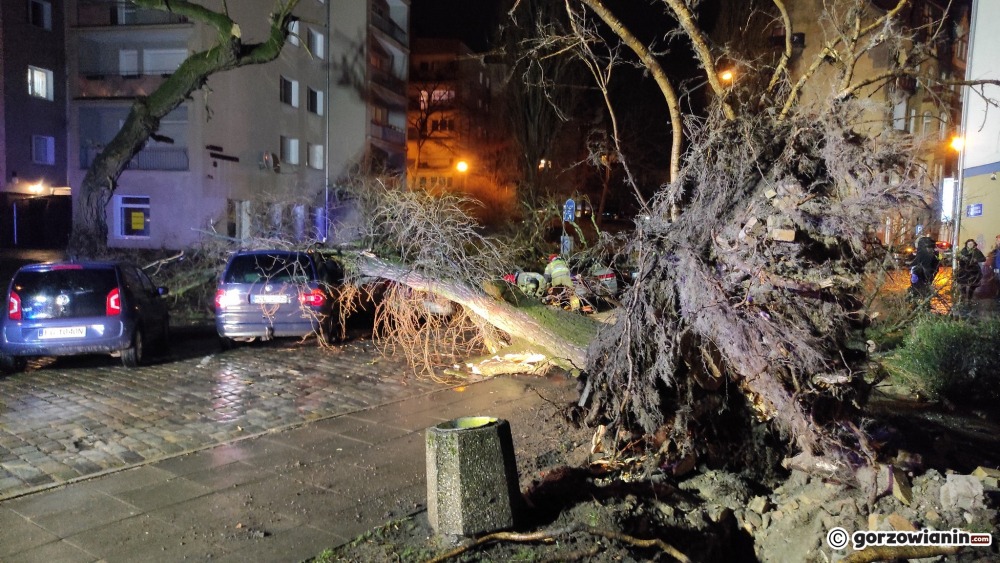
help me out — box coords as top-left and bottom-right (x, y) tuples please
(224, 253), (315, 284)
(12, 268), (119, 319)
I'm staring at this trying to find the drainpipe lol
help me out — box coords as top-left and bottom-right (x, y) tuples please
(951, 0), (977, 271)
(322, 0), (331, 243)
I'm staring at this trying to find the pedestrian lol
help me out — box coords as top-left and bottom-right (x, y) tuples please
(956, 238), (986, 301)
(909, 236), (939, 299)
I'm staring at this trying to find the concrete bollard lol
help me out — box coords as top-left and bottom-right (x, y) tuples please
(426, 416), (521, 537)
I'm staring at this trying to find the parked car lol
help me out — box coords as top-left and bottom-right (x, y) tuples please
(214, 250), (343, 348)
(0, 261), (170, 372)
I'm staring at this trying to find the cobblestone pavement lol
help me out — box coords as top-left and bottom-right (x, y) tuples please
(0, 332), (445, 500)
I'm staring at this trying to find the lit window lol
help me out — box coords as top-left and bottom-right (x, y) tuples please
(29, 0), (52, 30)
(288, 21), (300, 46)
(116, 196), (151, 238)
(308, 143), (324, 169)
(280, 76), (299, 107)
(308, 29), (325, 59)
(280, 136), (299, 165)
(430, 90), (455, 104)
(28, 66), (53, 100)
(307, 87), (324, 115)
(31, 135), (55, 165)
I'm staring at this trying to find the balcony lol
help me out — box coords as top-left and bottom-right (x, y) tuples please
(370, 67), (405, 94)
(81, 146), (189, 171)
(77, 1), (189, 27)
(369, 122), (406, 145)
(77, 71), (173, 98)
(371, 11), (406, 45)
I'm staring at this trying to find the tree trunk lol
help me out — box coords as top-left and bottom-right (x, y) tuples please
(357, 256), (592, 369)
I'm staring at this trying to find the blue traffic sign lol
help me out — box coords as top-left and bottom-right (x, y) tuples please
(563, 199), (576, 222)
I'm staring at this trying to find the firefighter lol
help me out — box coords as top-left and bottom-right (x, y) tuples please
(544, 254), (572, 288)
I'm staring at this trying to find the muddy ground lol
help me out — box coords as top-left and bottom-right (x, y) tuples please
(315, 373), (1000, 563)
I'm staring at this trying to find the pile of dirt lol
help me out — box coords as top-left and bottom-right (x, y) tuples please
(316, 378), (1000, 563)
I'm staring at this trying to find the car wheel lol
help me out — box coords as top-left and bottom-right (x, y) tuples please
(219, 336), (235, 351)
(122, 329), (144, 368)
(0, 354), (26, 374)
(320, 317), (342, 345)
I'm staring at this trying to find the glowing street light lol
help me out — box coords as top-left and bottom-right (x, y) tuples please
(720, 69), (735, 83)
(456, 160), (469, 173)
(949, 135), (964, 152)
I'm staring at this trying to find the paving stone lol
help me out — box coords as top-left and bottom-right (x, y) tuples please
(0, 337), (443, 500)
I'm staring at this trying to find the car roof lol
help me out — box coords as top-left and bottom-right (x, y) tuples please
(17, 261), (124, 272)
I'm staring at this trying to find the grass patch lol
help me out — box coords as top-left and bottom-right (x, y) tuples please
(882, 316), (1000, 403)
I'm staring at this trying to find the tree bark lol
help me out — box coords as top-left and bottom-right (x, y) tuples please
(357, 256), (593, 369)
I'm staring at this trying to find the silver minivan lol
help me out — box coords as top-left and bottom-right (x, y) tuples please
(214, 250), (343, 348)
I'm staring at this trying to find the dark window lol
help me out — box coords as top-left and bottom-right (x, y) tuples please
(12, 268), (118, 319)
(29, 0), (52, 30)
(224, 253), (315, 284)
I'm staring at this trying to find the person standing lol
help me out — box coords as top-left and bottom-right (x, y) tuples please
(956, 238), (986, 301)
(909, 236), (939, 298)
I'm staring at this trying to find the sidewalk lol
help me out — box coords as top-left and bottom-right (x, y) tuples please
(0, 373), (574, 563)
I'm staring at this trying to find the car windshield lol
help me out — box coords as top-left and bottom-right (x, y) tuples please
(12, 268), (118, 319)
(224, 253), (314, 284)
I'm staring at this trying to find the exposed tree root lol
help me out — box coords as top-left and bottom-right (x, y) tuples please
(840, 545), (961, 563)
(424, 525), (691, 563)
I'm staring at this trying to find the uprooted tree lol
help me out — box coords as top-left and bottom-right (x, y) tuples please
(70, 0), (300, 255)
(348, 0), (1000, 482)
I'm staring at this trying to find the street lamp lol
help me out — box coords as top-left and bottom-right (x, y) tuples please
(950, 133), (966, 272)
(720, 69), (735, 84)
(455, 160), (469, 191)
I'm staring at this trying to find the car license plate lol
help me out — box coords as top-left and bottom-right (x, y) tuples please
(252, 294), (290, 304)
(40, 326), (87, 339)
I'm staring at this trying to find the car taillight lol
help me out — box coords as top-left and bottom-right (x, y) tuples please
(8, 292), (21, 321)
(215, 288), (241, 310)
(106, 288), (121, 316)
(299, 289), (326, 307)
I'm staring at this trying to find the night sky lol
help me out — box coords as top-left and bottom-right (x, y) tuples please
(410, 0), (505, 52)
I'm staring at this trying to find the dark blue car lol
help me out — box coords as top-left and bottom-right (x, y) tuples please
(0, 262), (170, 372)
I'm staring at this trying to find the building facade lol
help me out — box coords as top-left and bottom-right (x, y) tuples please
(776, 0), (969, 247)
(406, 38), (515, 220)
(955, 0), (1000, 249)
(0, 0), (70, 247)
(65, 0), (408, 249)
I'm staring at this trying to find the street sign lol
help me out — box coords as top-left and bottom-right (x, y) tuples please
(560, 235), (573, 256)
(967, 203), (983, 218)
(562, 199), (576, 222)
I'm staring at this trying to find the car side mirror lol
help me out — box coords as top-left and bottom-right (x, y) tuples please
(157, 287), (170, 297)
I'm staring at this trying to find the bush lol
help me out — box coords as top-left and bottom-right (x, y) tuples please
(886, 317), (1000, 403)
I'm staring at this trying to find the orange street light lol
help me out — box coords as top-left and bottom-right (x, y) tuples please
(720, 69), (735, 83)
(456, 160), (469, 173)
(950, 135), (964, 151)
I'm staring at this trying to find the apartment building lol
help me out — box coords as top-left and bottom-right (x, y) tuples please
(406, 38), (498, 198)
(0, 0), (70, 247)
(66, 0), (408, 249)
(774, 0), (969, 245)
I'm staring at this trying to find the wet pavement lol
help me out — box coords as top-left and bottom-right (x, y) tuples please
(0, 359), (571, 562)
(0, 334), (445, 500)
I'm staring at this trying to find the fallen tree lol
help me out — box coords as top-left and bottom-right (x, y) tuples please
(340, 0), (1000, 482)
